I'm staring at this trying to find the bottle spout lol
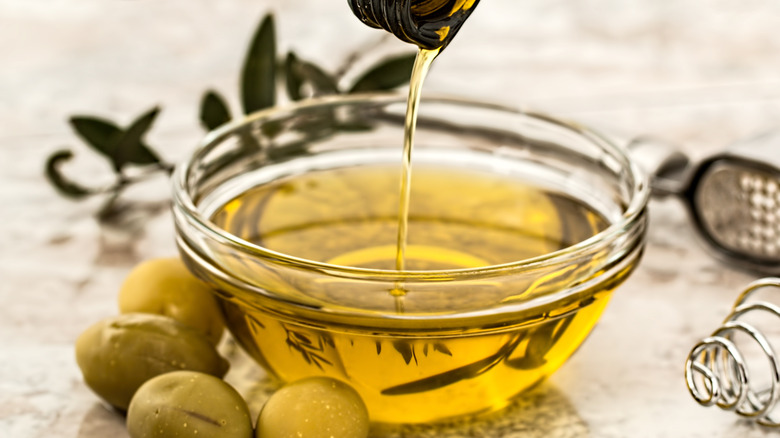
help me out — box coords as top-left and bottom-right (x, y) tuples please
(348, 0), (480, 50)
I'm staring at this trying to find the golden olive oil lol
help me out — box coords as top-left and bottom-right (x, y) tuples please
(397, 48), (439, 272)
(208, 163), (630, 423)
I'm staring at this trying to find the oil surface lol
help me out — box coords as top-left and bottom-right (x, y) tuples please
(208, 163), (628, 423)
(211, 164), (607, 271)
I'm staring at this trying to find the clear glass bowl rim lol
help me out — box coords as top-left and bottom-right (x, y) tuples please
(172, 92), (649, 283)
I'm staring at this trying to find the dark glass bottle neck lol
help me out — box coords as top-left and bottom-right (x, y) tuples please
(348, 0), (479, 50)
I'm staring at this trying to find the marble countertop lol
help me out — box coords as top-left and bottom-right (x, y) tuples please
(3, 1), (780, 436)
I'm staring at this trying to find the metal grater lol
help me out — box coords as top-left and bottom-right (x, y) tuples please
(629, 131), (780, 274)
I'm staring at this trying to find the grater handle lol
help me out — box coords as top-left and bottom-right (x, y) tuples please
(626, 136), (691, 198)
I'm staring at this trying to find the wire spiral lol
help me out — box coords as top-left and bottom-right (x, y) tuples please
(685, 277), (780, 426)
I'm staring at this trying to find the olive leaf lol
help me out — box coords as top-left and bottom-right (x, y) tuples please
(382, 355), (495, 396)
(392, 340), (416, 365)
(284, 52), (339, 101)
(70, 111), (161, 172)
(111, 106), (162, 171)
(200, 90), (232, 131)
(321, 333), (336, 349)
(382, 333), (526, 396)
(69, 116), (122, 158)
(506, 315), (575, 370)
(44, 106), (172, 225)
(348, 53), (417, 93)
(241, 14), (276, 114)
(432, 342), (452, 356)
(284, 326), (334, 371)
(422, 342), (452, 357)
(44, 150), (95, 199)
(290, 330), (312, 344)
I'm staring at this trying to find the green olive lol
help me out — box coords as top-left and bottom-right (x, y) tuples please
(127, 370), (253, 438)
(75, 313), (229, 411)
(255, 377), (370, 438)
(118, 257), (225, 345)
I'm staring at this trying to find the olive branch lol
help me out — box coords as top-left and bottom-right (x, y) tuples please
(45, 13), (415, 223)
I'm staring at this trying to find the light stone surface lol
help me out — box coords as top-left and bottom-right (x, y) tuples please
(2, 0), (779, 437)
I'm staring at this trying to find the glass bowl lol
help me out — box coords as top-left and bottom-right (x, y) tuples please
(172, 93), (648, 424)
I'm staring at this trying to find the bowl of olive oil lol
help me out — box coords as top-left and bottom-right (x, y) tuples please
(172, 93), (648, 424)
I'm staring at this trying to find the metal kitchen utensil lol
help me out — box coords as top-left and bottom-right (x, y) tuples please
(685, 277), (780, 426)
(629, 130), (780, 275)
